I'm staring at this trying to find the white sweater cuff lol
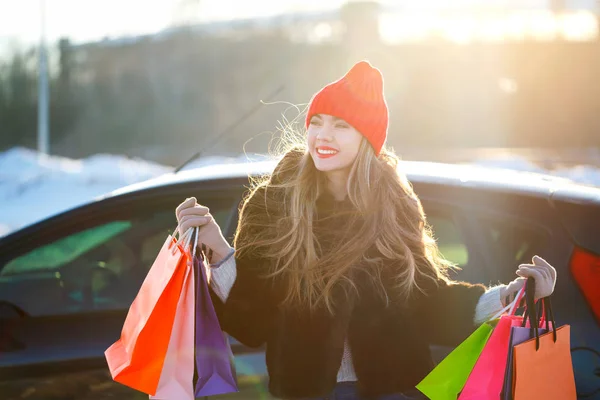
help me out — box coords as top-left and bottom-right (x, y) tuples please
(208, 256), (237, 302)
(474, 285), (506, 325)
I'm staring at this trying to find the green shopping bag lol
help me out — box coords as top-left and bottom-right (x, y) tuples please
(416, 321), (495, 400)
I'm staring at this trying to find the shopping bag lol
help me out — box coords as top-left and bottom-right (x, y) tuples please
(459, 285), (528, 399)
(512, 325), (575, 399)
(459, 316), (522, 399)
(105, 229), (193, 395)
(151, 229), (197, 400)
(501, 324), (548, 399)
(511, 281), (576, 400)
(416, 321), (495, 400)
(194, 247), (238, 397)
(501, 279), (551, 400)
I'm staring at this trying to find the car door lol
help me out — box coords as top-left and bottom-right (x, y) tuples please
(423, 190), (600, 398)
(421, 198), (551, 361)
(0, 184), (254, 400)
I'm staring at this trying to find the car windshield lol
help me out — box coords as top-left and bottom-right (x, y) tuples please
(1, 221), (132, 276)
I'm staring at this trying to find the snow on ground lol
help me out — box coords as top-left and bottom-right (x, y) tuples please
(0, 147), (173, 236)
(1, 147), (599, 238)
(0, 224), (10, 237)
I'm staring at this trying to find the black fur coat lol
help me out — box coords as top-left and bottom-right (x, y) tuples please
(212, 151), (487, 399)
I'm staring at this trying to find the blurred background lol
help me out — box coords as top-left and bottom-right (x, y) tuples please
(2, 0), (600, 235)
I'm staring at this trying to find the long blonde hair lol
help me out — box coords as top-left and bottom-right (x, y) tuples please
(234, 133), (453, 314)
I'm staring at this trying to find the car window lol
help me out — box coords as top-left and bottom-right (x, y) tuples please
(0, 199), (235, 317)
(487, 222), (540, 264)
(1, 221), (133, 276)
(427, 215), (469, 267)
(425, 209), (547, 284)
(478, 216), (546, 282)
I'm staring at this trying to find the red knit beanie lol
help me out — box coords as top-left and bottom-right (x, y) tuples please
(305, 60), (388, 156)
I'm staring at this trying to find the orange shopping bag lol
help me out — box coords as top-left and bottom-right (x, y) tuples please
(151, 228), (198, 400)
(105, 228), (194, 395)
(511, 279), (577, 400)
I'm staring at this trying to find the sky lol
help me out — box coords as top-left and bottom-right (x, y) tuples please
(0, 0), (348, 46)
(0, 0), (597, 51)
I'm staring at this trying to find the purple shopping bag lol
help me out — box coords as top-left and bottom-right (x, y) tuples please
(501, 280), (551, 400)
(194, 255), (238, 397)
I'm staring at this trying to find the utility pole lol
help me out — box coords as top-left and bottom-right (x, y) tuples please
(37, 0), (50, 156)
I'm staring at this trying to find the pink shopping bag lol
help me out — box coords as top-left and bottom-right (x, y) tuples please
(151, 234), (196, 400)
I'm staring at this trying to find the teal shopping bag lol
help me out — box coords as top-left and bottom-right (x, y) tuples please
(416, 321), (495, 400)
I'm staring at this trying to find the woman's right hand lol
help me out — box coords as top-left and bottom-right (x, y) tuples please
(175, 197), (232, 262)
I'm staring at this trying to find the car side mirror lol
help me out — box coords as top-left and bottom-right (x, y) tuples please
(0, 301), (27, 352)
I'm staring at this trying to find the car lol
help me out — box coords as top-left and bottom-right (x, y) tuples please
(0, 158), (599, 400)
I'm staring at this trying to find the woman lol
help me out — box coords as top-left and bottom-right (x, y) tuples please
(176, 61), (557, 400)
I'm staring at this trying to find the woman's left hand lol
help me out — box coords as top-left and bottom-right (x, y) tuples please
(516, 255), (557, 299)
(502, 255), (557, 303)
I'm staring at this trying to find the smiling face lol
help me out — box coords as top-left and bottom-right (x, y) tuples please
(307, 114), (363, 174)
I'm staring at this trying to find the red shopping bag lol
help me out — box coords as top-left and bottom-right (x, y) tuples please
(459, 285), (528, 399)
(105, 229), (193, 395)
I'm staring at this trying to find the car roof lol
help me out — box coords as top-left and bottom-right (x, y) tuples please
(3, 158), (600, 246)
(105, 158), (584, 200)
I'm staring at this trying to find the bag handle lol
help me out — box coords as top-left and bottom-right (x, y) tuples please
(174, 225), (189, 240)
(524, 278), (540, 349)
(490, 283), (527, 321)
(170, 226), (195, 255)
(174, 226), (190, 241)
(521, 295), (546, 328)
(508, 283), (527, 316)
(191, 227), (199, 260)
(521, 279), (554, 332)
(543, 296), (557, 342)
(522, 278), (558, 350)
(174, 226), (212, 263)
